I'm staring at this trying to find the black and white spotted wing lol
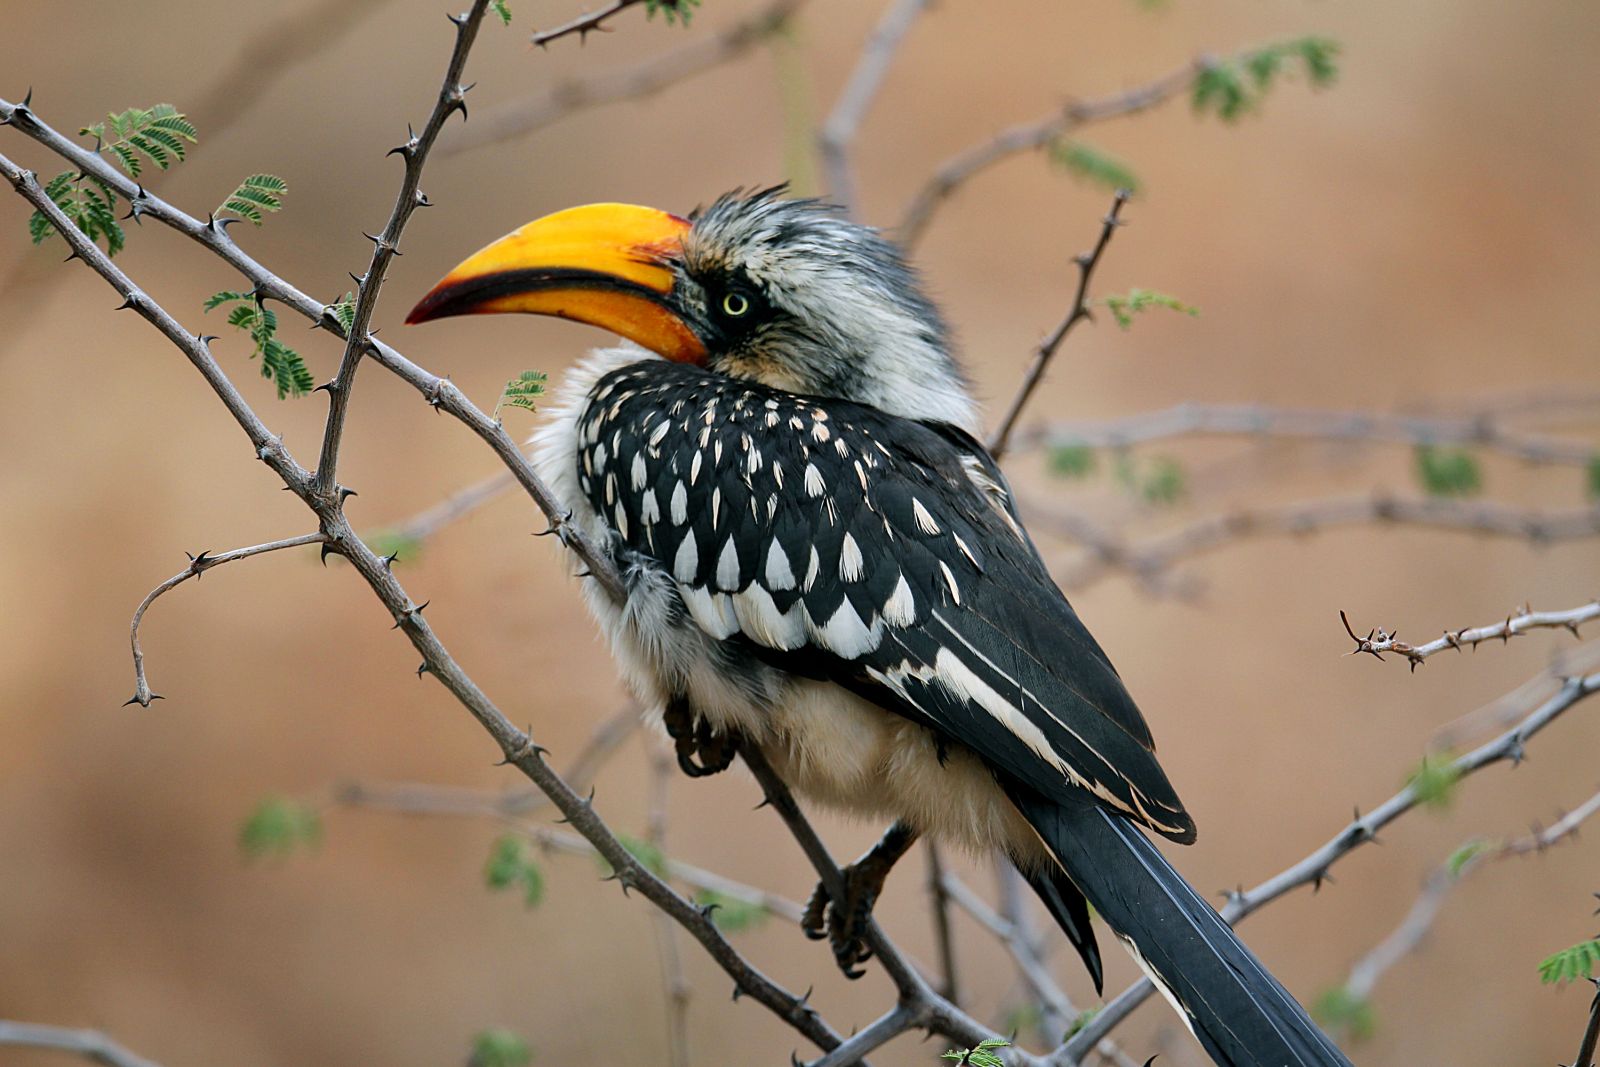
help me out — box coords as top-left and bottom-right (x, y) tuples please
(577, 360), (1194, 841)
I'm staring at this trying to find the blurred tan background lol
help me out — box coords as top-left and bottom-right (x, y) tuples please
(3, 1), (1599, 1064)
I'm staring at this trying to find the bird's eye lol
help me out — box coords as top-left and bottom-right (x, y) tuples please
(721, 292), (751, 318)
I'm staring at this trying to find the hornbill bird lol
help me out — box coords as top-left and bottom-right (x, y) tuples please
(408, 188), (1351, 1066)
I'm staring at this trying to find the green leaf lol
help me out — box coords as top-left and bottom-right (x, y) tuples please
(1048, 443), (1096, 479)
(328, 292), (357, 338)
(216, 173), (287, 226)
(1100, 288), (1200, 330)
(484, 834), (545, 907)
(84, 104), (196, 177)
(1585, 454), (1600, 501)
(644, 0), (701, 26)
(1193, 38), (1341, 122)
(1445, 838), (1496, 879)
(469, 1028), (532, 1067)
(1141, 456), (1186, 505)
(1540, 939), (1600, 985)
(1414, 446), (1482, 498)
(490, 0), (512, 25)
(239, 796), (323, 859)
(1049, 140), (1140, 193)
(1312, 987), (1376, 1041)
(205, 290), (314, 398)
(366, 528), (423, 565)
(1406, 755), (1461, 811)
(1062, 1008), (1100, 1040)
(28, 171), (126, 256)
(693, 890), (769, 933)
(495, 370), (548, 419)
(941, 1038), (1010, 1067)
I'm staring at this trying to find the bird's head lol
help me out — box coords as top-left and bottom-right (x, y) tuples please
(406, 187), (978, 432)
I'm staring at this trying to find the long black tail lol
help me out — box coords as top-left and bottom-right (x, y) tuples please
(1011, 791), (1351, 1067)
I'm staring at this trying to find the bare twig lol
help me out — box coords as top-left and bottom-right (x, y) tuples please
(897, 48), (1244, 247)
(646, 742), (693, 1067)
(1573, 982), (1600, 1067)
(1341, 600), (1599, 670)
(987, 190), (1129, 460)
(1039, 495), (1600, 592)
(951, 868), (1074, 1037)
(0, 1021), (163, 1067)
(447, 0), (804, 156)
(1017, 402), (1600, 468)
(0, 94), (626, 600)
(1336, 788), (1600, 1015)
(1059, 668), (1600, 1059)
(314, 1), (491, 498)
(532, 0), (647, 47)
(126, 533), (330, 707)
(816, 0), (930, 216)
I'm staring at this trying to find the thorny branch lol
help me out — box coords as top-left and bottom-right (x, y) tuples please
(1341, 600), (1599, 671)
(127, 533), (331, 707)
(817, 0), (931, 216)
(313, 1), (489, 498)
(447, 0), (804, 156)
(988, 190), (1129, 461)
(0, 1021), (164, 1067)
(1062, 667), (1600, 1057)
(1334, 788), (1600, 1013)
(1572, 980), (1600, 1067)
(532, 0), (649, 48)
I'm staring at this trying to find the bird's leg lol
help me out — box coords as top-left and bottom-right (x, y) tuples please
(802, 820), (921, 978)
(661, 694), (736, 778)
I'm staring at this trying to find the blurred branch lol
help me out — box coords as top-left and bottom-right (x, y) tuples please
(1017, 402), (1599, 467)
(0, 1021), (164, 1067)
(447, 0), (804, 156)
(988, 190), (1128, 460)
(337, 779), (810, 924)
(127, 533), (330, 707)
(646, 742), (692, 1067)
(817, 0), (931, 216)
(1336, 788), (1600, 1013)
(1062, 667), (1600, 1058)
(1039, 495), (1600, 592)
(196, 0), (397, 134)
(313, 1), (491, 498)
(1342, 600), (1599, 670)
(925, 842), (960, 1004)
(385, 468), (518, 545)
(897, 47), (1237, 247)
(0, 93), (627, 600)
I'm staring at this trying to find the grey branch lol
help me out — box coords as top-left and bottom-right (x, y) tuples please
(532, 0), (646, 47)
(383, 468), (519, 546)
(0, 1021), (164, 1067)
(646, 743), (692, 1067)
(447, 0), (804, 156)
(1337, 788), (1600, 1014)
(127, 533), (330, 707)
(1061, 667), (1600, 1058)
(313, 0), (491, 497)
(1573, 981), (1600, 1067)
(1039, 495), (1600, 592)
(897, 47), (1249, 248)
(1015, 402), (1599, 468)
(816, 0), (931, 216)
(987, 190), (1129, 460)
(0, 94), (626, 601)
(1341, 600), (1599, 669)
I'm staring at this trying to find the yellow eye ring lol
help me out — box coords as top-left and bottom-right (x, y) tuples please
(722, 292), (751, 317)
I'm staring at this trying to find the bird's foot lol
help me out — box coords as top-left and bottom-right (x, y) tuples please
(662, 697), (735, 778)
(801, 821), (919, 979)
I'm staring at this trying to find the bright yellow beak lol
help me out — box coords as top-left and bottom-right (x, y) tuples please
(405, 202), (706, 364)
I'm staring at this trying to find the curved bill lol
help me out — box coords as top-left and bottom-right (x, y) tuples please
(405, 202), (706, 364)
